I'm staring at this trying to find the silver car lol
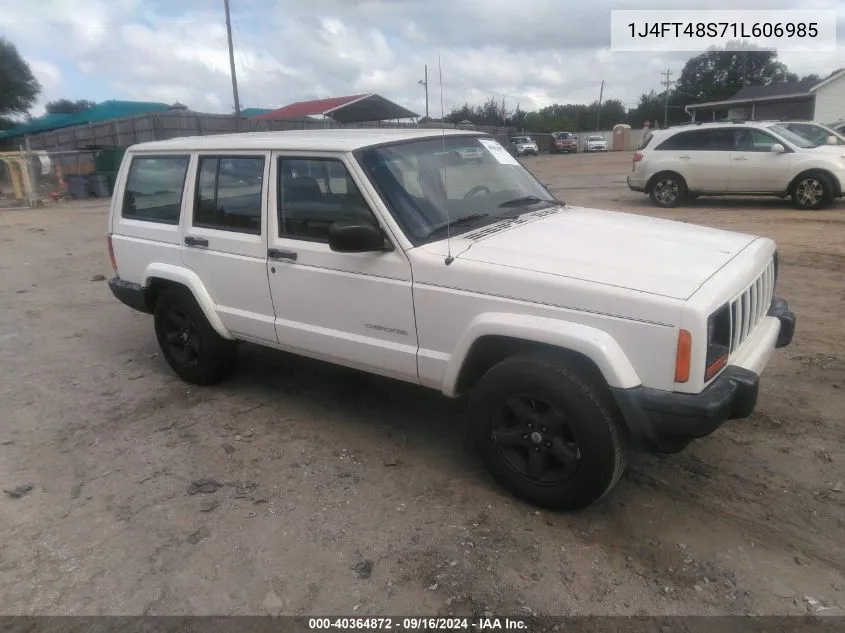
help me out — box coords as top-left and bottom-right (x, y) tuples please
(509, 136), (539, 156)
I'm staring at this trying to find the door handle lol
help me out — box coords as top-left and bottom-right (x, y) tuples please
(184, 236), (209, 247)
(733, 156), (748, 161)
(267, 248), (297, 261)
(679, 155), (692, 159)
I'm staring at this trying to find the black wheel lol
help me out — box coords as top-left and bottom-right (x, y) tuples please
(791, 172), (833, 210)
(469, 354), (628, 511)
(153, 287), (237, 385)
(649, 173), (686, 208)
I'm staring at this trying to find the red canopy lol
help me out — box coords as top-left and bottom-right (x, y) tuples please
(252, 93), (418, 123)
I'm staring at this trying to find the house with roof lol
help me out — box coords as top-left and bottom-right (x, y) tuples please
(685, 69), (845, 124)
(251, 93), (418, 124)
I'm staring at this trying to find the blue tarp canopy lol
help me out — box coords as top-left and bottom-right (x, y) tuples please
(0, 100), (173, 140)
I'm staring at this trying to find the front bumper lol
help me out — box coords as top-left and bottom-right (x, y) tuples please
(612, 296), (795, 453)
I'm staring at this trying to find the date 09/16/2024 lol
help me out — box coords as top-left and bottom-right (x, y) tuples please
(628, 21), (819, 38)
(307, 618), (528, 631)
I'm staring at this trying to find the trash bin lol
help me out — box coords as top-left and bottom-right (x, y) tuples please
(66, 174), (89, 199)
(88, 173), (110, 197)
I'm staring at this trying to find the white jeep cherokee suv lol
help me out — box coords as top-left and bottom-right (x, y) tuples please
(107, 129), (795, 510)
(628, 120), (845, 210)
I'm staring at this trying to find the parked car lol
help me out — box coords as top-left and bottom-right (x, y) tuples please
(107, 128), (795, 511)
(771, 120), (845, 146)
(585, 135), (608, 152)
(550, 131), (578, 154)
(827, 120), (845, 135)
(627, 120), (845, 210)
(509, 136), (539, 156)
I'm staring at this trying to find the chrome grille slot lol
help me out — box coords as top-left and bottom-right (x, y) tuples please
(728, 258), (776, 354)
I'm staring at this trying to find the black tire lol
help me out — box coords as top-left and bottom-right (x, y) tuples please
(153, 287), (237, 385)
(469, 354), (628, 511)
(649, 172), (686, 208)
(791, 172), (834, 210)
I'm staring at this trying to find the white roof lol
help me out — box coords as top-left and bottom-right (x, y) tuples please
(129, 128), (487, 153)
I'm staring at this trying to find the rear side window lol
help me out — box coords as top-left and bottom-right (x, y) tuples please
(656, 129), (733, 151)
(193, 156), (264, 234)
(122, 155), (190, 225)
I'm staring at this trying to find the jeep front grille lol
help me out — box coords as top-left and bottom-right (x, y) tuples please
(729, 258), (776, 353)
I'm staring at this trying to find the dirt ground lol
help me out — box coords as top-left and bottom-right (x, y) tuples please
(1, 151), (843, 617)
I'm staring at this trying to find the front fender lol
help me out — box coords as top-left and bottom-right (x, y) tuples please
(143, 263), (234, 340)
(442, 313), (641, 396)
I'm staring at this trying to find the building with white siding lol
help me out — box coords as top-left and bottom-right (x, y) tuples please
(685, 69), (845, 125)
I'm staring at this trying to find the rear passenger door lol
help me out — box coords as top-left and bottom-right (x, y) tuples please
(654, 129), (731, 193)
(181, 152), (277, 342)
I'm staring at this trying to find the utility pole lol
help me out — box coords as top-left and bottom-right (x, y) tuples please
(661, 69), (673, 128)
(418, 65), (429, 119)
(224, 0), (241, 120)
(595, 80), (604, 130)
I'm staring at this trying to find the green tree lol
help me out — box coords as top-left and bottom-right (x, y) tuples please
(45, 98), (96, 114)
(674, 47), (791, 104)
(0, 37), (40, 117)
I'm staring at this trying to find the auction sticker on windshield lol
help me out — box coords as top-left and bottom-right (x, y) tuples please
(478, 139), (519, 165)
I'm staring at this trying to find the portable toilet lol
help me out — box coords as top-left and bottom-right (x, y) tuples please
(613, 124), (632, 151)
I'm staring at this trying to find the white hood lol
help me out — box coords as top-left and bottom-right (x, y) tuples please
(449, 206), (757, 300)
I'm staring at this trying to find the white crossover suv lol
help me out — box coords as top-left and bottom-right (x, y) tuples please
(627, 121), (845, 210)
(107, 129), (795, 510)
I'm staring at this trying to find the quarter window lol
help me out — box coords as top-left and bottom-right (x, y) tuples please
(122, 156), (190, 225)
(193, 156), (264, 234)
(277, 157), (376, 242)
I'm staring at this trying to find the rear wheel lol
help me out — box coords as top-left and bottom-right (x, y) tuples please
(649, 173), (686, 208)
(154, 287), (237, 385)
(469, 354), (628, 511)
(792, 173), (833, 210)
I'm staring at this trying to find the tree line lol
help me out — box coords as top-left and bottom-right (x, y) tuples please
(443, 48), (825, 132)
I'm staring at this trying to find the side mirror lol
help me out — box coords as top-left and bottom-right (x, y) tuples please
(770, 143), (785, 153)
(827, 135), (838, 145)
(328, 220), (391, 253)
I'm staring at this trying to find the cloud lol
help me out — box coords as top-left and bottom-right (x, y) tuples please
(2, 0), (843, 117)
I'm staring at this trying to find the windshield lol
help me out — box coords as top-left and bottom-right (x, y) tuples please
(356, 136), (559, 244)
(513, 137), (531, 143)
(767, 124), (816, 149)
(588, 136), (604, 141)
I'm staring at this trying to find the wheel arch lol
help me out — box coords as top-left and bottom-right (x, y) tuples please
(788, 168), (841, 198)
(142, 263), (234, 340)
(443, 314), (641, 398)
(646, 170), (688, 194)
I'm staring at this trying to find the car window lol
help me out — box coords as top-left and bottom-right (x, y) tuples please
(356, 136), (556, 244)
(192, 156), (264, 234)
(785, 123), (845, 146)
(656, 129), (732, 151)
(277, 157), (376, 243)
(122, 155), (190, 225)
(733, 129), (779, 152)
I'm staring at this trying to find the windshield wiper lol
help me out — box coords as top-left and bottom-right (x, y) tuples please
(498, 195), (561, 208)
(426, 213), (490, 237)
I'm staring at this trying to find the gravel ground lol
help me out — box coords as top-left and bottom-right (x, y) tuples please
(0, 152), (843, 617)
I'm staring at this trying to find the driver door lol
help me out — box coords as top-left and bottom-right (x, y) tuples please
(266, 152), (419, 383)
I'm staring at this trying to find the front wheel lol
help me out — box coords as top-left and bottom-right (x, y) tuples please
(792, 173), (833, 210)
(154, 287), (237, 385)
(469, 354), (628, 511)
(649, 173), (686, 208)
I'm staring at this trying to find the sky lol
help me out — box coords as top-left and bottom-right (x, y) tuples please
(1, 0), (844, 118)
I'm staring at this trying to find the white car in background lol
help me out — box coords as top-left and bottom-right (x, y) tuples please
(509, 136), (539, 156)
(627, 121), (845, 210)
(773, 120), (845, 147)
(585, 135), (608, 152)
